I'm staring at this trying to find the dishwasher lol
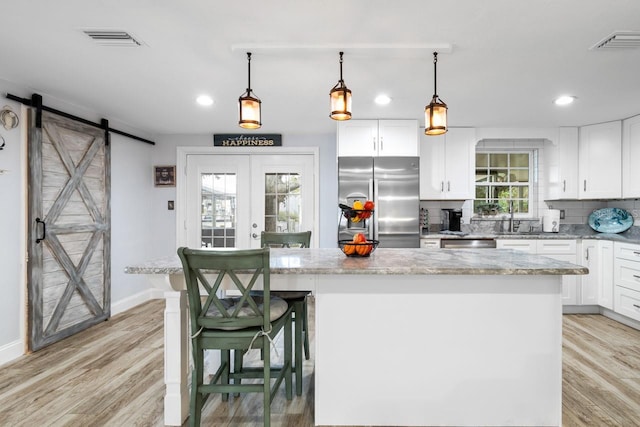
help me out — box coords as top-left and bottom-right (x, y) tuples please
(440, 238), (497, 249)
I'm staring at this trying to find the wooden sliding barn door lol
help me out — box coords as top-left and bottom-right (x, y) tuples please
(27, 110), (111, 351)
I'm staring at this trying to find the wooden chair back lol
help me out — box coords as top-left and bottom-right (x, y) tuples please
(177, 247), (272, 333)
(260, 231), (311, 248)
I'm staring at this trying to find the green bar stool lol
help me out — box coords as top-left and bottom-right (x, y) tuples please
(177, 247), (293, 427)
(260, 231), (312, 396)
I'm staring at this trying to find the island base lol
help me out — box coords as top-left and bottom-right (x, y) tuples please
(314, 274), (563, 426)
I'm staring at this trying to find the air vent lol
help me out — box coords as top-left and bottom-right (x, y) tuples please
(591, 31), (640, 50)
(83, 30), (143, 47)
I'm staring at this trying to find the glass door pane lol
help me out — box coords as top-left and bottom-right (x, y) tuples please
(201, 173), (236, 248)
(264, 172), (301, 233)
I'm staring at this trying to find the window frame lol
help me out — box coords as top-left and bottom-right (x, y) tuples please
(474, 149), (534, 218)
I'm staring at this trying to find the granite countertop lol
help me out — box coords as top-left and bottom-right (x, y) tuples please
(125, 248), (587, 276)
(421, 224), (640, 243)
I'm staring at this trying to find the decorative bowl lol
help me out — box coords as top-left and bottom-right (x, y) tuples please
(338, 239), (379, 257)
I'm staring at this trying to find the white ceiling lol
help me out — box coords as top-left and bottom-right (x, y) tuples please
(1, 0), (639, 137)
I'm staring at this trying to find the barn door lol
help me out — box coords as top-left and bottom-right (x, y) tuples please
(27, 110), (110, 351)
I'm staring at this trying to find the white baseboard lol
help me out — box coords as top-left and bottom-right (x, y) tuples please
(111, 288), (163, 316)
(0, 340), (24, 368)
(601, 307), (640, 331)
(0, 290), (163, 368)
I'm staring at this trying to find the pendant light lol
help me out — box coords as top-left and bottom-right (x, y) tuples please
(424, 51), (448, 135)
(329, 51), (352, 120)
(238, 52), (261, 129)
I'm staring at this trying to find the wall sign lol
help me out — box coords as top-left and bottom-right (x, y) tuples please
(213, 133), (282, 147)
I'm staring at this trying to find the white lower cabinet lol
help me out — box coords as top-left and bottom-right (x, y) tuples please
(497, 239), (578, 305)
(420, 238), (440, 248)
(598, 240), (614, 310)
(579, 240), (599, 305)
(614, 242), (640, 322)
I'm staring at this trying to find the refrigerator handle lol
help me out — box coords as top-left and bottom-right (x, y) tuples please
(371, 178), (378, 240)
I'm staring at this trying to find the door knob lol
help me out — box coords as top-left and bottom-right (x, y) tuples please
(252, 233), (259, 239)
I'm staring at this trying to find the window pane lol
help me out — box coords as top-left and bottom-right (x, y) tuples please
(490, 154), (508, 168)
(475, 186), (488, 199)
(510, 153), (529, 167)
(476, 153), (488, 167)
(511, 170), (529, 182)
(475, 168), (489, 182)
(490, 169), (508, 182)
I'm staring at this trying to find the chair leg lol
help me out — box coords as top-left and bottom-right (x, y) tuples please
(284, 309), (293, 400)
(233, 349), (244, 397)
(190, 344), (204, 427)
(293, 300), (304, 396)
(302, 297), (310, 360)
(263, 336), (271, 427)
(221, 350), (230, 402)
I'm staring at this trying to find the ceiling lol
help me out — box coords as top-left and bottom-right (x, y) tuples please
(1, 0), (639, 137)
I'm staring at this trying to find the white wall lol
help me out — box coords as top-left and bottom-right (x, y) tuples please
(148, 133), (338, 254)
(0, 79), (157, 365)
(0, 89), (26, 364)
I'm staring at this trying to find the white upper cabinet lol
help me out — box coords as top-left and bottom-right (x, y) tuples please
(420, 128), (476, 200)
(337, 119), (419, 157)
(578, 121), (622, 199)
(622, 115), (640, 198)
(545, 127), (579, 200)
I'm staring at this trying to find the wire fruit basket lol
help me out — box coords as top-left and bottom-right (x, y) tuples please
(338, 239), (379, 257)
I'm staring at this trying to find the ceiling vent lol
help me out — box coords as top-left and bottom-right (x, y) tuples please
(591, 31), (640, 50)
(82, 30), (143, 47)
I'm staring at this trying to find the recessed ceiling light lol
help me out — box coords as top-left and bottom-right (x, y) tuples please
(196, 95), (213, 106)
(554, 95), (576, 106)
(374, 94), (391, 105)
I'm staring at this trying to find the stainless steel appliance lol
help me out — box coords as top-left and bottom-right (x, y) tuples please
(338, 157), (420, 248)
(440, 238), (496, 249)
(441, 209), (463, 231)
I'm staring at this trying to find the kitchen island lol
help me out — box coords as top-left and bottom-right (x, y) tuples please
(125, 248), (587, 426)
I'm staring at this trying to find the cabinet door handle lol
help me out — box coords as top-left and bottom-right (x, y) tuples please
(585, 248), (589, 261)
(563, 180), (566, 192)
(373, 137), (376, 151)
(447, 181), (451, 192)
(380, 137), (383, 151)
(583, 180), (587, 192)
(633, 251), (640, 256)
(633, 304), (640, 309)
(633, 275), (640, 280)
(440, 181), (444, 192)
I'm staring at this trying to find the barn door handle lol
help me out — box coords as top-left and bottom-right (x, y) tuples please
(35, 217), (46, 243)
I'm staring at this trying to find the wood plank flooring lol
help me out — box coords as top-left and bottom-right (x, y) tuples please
(0, 298), (638, 426)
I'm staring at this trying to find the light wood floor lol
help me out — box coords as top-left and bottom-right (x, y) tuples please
(0, 299), (639, 426)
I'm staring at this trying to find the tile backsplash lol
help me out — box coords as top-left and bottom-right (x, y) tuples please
(420, 198), (640, 232)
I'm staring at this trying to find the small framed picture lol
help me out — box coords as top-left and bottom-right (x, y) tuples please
(154, 165), (176, 187)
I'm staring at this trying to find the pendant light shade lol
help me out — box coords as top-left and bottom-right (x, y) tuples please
(239, 52), (261, 129)
(330, 52), (352, 121)
(425, 52), (448, 135)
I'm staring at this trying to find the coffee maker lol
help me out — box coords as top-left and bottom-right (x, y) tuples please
(441, 209), (463, 231)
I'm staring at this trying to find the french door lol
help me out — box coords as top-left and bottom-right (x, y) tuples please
(184, 152), (316, 249)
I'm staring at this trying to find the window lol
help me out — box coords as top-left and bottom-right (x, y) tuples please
(264, 172), (302, 233)
(201, 173), (236, 247)
(475, 151), (532, 216)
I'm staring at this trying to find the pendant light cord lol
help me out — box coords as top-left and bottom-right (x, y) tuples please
(247, 52), (252, 92)
(433, 52), (438, 98)
(339, 51), (344, 83)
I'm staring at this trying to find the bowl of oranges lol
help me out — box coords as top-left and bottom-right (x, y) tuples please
(339, 233), (379, 257)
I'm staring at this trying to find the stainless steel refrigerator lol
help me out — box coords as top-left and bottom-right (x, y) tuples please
(338, 157), (420, 248)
